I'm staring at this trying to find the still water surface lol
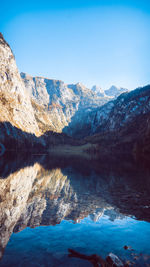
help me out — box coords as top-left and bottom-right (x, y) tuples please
(0, 154), (150, 266)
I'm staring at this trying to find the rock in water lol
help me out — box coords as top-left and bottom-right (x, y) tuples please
(106, 253), (124, 266)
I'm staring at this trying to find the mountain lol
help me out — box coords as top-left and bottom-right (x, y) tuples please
(1, 33), (150, 160)
(91, 85), (106, 97)
(91, 85), (128, 98)
(105, 85), (128, 98)
(80, 85), (150, 159)
(21, 72), (111, 134)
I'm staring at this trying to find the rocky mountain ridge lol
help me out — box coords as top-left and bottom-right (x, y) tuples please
(91, 84), (128, 98)
(21, 72), (129, 136)
(84, 85), (150, 159)
(21, 72), (113, 134)
(67, 85), (150, 137)
(105, 85), (128, 97)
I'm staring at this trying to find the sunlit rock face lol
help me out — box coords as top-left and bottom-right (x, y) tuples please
(21, 73), (111, 134)
(0, 33), (39, 136)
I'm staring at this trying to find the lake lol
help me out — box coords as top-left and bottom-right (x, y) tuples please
(0, 153), (150, 266)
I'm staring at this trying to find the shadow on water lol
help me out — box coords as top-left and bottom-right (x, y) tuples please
(0, 152), (150, 266)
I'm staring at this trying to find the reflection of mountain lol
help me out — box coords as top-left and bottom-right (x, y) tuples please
(0, 155), (150, 258)
(89, 208), (125, 222)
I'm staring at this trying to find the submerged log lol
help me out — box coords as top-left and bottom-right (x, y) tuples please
(68, 249), (124, 267)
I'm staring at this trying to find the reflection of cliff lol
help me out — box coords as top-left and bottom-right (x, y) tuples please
(13, 165), (110, 229)
(0, 162), (109, 257)
(0, 157), (150, 258)
(0, 164), (40, 258)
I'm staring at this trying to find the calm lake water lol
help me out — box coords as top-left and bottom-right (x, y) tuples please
(0, 153), (150, 266)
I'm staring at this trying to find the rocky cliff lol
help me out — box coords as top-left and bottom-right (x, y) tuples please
(0, 33), (43, 152)
(0, 33), (39, 135)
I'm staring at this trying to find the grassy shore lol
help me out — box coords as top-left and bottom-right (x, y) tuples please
(48, 143), (98, 159)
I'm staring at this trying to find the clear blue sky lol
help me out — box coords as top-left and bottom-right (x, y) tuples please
(1, 0), (150, 90)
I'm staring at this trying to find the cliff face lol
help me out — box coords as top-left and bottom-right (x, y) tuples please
(0, 33), (39, 144)
(21, 72), (111, 134)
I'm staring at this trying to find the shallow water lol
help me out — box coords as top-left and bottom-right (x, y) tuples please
(0, 154), (150, 266)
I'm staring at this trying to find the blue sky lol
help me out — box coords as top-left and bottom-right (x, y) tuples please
(1, 0), (150, 90)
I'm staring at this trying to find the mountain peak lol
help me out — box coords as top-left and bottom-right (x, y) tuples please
(91, 85), (105, 97)
(0, 32), (8, 47)
(76, 82), (87, 88)
(105, 85), (128, 97)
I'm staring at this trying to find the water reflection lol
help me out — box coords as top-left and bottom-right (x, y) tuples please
(0, 153), (150, 266)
